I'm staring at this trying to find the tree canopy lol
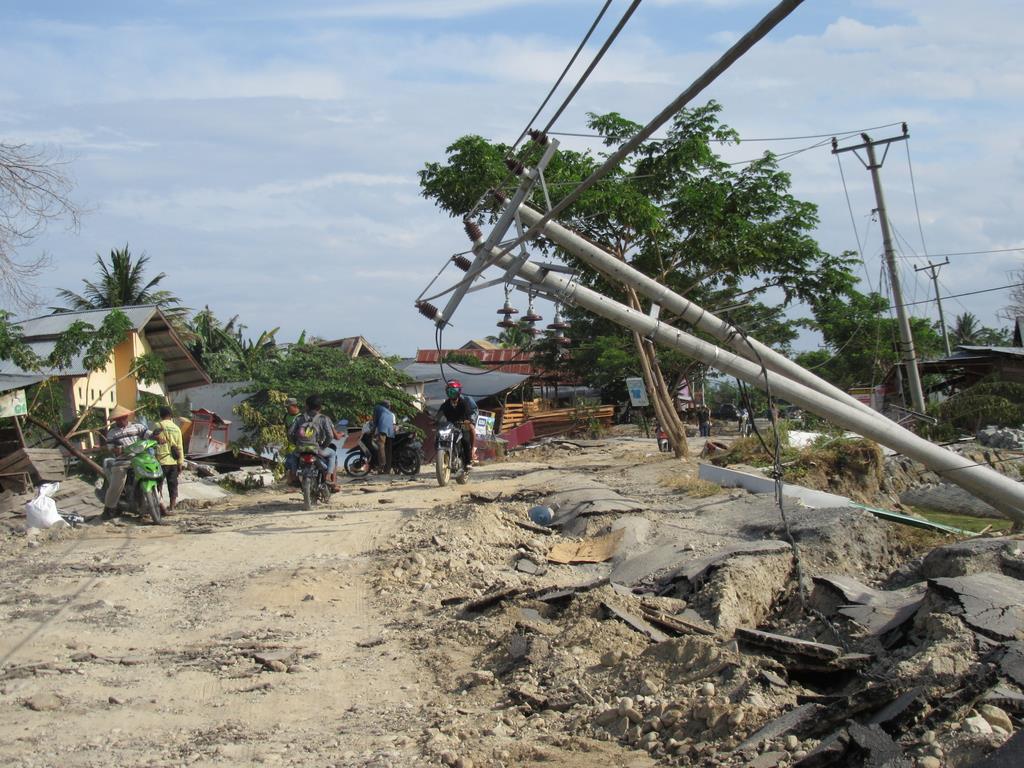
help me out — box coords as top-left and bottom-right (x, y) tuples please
(233, 344), (418, 455)
(419, 103), (858, 406)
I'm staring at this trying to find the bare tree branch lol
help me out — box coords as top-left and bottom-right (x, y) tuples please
(0, 142), (81, 310)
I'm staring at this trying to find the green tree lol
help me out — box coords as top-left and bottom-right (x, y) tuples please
(486, 324), (532, 350)
(949, 312), (1010, 347)
(795, 288), (946, 391)
(419, 103), (855, 455)
(234, 345), (417, 455)
(54, 245), (185, 318)
(185, 306), (279, 382)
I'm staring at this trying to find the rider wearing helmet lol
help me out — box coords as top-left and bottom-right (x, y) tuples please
(436, 380), (478, 467)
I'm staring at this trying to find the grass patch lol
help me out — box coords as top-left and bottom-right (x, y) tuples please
(910, 507), (1013, 534)
(660, 474), (722, 498)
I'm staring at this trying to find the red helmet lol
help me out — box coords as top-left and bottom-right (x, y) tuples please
(445, 380), (462, 398)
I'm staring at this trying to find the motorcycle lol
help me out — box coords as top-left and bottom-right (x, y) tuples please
(344, 430), (422, 478)
(297, 443), (332, 510)
(434, 421), (469, 487)
(97, 439), (165, 524)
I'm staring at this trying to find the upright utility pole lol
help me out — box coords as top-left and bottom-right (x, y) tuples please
(915, 258), (952, 356)
(832, 125), (927, 414)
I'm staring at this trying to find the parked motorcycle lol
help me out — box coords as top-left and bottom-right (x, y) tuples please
(434, 421), (469, 487)
(344, 430), (422, 477)
(97, 439), (165, 524)
(297, 444), (332, 510)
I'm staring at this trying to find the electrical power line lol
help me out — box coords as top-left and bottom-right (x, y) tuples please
(541, 0), (644, 136)
(902, 246), (1024, 260)
(511, 0), (615, 151)
(548, 120), (905, 144)
(486, 0), (806, 268)
(881, 282), (1024, 314)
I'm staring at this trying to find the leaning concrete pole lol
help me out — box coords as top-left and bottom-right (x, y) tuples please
(514, 201), (886, 420)
(463, 233), (1024, 526)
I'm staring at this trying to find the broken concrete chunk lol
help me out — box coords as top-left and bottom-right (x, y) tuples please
(930, 573), (1024, 641)
(736, 628), (842, 661)
(922, 537), (1024, 580)
(602, 602), (670, 643)
(24, 693), (62, 712)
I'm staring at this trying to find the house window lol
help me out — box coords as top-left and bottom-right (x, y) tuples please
(110, 392), (115, 402)
(91, 389), (95, 399)
(78, 387), (83, 399)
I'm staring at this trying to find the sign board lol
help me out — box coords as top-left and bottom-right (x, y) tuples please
(0, 389), (28, 419)
(625, 377), (650, 407)
(475, 409), (496, 438)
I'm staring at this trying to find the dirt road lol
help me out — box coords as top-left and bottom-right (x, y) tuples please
(1, 475), (442, 767)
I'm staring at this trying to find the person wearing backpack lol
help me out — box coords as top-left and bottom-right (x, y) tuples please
(288, 395), (341, 489)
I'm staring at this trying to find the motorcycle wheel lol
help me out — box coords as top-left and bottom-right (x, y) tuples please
(435, 450), (451, 487)
(301, 476), (315, 510)
(396, 449), (421, 477)
(142, 487), (163, 525)
(344, 451), (371, 478)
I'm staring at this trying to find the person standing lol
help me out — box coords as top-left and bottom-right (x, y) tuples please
(102, 405), (151, 519)
(697, 405), (711, 437)
(153, 405), (185, 515)
(372, 400), (396, 475)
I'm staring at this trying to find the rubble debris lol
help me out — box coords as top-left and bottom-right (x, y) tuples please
(640, 605), (717, 637)
(969, 730), (1024, 768)
(920, 536), (1024, 579)
(812, 574), (925, 639)
(978, 426), (1024, 451)
(929, 572), (1024, 640)
(546, 528), (624, 564)
(530, 477), (642, 527)
(736, 703), (821, 753)
(736, 628), (843, 660)
(601, 602), (670, 643)
(460, 586), (524, 614)
(610, 542), (695, 588)
(665, 540), (792, 587)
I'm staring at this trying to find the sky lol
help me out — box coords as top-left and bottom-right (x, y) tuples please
(3, 0), (1023, 358)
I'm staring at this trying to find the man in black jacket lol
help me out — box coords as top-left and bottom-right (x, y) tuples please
(436, 380), (478, 467)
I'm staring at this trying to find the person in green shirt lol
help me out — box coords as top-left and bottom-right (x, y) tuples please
(153, 405), (185, 515)
(283, 397), (301, 484)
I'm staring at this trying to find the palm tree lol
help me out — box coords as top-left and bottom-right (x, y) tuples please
(486, 324), (532, 349)
(54, 245), (184, 316)
(950, 312), (982, 347)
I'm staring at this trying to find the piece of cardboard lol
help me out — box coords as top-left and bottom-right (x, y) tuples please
(547, 528), (625, 564)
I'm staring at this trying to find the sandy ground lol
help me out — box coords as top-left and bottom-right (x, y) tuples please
(1, 442), (684, 768)
(3, 435), (1020, 768)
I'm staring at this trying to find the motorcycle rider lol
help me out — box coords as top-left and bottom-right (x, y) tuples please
(102, 405), (151, 519)
(436, 380), (478, 468)
(288, 395), (340, 490)
(282, 397), (302, 485)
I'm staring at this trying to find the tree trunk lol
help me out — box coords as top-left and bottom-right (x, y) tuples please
(624, 287), (688, 458)
(26, 414), (105, 477)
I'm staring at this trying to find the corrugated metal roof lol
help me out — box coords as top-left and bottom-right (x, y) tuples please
(415, 348), (535, 375)
(14, 305), (158, 337)
(0, 373), (46, 394)
(396, 362), (529, 402)
(1, 305), (210, 391)
(956, 345), (1024, 357)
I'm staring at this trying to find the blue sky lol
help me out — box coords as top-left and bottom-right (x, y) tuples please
(3, 0), (1023, 356)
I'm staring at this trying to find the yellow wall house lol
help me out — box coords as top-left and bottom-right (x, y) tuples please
(0, 306), (210, 436)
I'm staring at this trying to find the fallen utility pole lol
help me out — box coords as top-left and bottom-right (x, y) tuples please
(513, 200), (887, 422)
(460, 231), (1024, 526)
(833, 127), (927, 414)
(914, 258), (952, 356)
